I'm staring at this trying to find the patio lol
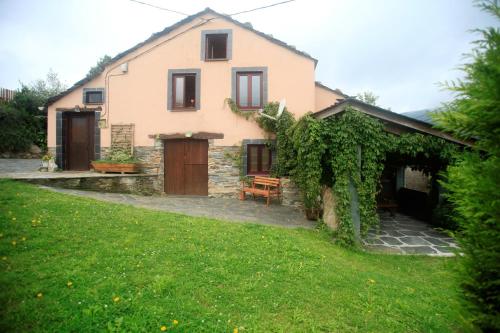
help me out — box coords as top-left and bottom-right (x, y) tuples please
(363, 211), (459, 256)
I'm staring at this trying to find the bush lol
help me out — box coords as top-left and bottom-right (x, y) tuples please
(0, 102), (36, 153)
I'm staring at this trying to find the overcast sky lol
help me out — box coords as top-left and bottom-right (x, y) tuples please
(0, 0), (497, 112)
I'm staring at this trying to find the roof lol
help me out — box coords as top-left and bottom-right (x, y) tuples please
(312, 98), (470, 146)
(314, 81), (349, 98)
(47, 7), (318, 106)
(401, 109), (437, 125)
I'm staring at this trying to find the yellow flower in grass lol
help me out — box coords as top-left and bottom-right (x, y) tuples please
(160, 325), (167, 331)
(12, 217), (16, 221)
(113, 296), (120, 303)
(67, 281), (73, 288)
(11, 240), (16, 246)
(36, 292), (43, 298)
(2, 256), (7, 260)
(367, 278), (376, 284)
(173, 319), (178, 325)
(233, 328), (238, 333)
(21, 237), (26, 241)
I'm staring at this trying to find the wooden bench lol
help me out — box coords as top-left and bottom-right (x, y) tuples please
(241, 176), (281, 207)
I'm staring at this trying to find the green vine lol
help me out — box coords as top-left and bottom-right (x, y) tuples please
(225, 98), (258, 120)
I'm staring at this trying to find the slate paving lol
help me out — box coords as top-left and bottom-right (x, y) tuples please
(363, 211), (460, 256)
(38, 186), (315, 229)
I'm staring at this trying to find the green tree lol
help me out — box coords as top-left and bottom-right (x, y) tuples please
(434, 1), (500, 330)
(356, 91), (379, 106)
(0, 71), (66, 152)
(86, 55), (112, 79)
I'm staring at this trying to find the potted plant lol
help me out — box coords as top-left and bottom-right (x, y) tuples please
(39, 154), (55, 172)
(91, 148), (140, 173)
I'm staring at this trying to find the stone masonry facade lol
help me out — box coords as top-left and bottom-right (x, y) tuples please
(48, 139), (302, 205)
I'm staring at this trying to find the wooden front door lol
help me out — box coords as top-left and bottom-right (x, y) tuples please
(164, 139), (208, 195)
(64, 112), (95, 170)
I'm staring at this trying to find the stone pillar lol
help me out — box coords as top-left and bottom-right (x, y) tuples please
(322, 186), (338, 230)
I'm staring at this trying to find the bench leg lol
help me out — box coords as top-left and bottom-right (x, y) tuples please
(266, 195), (270, 207)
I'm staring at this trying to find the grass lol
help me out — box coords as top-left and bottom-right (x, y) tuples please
(0, 180), (472, 332)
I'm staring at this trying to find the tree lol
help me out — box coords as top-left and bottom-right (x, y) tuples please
(0, 70), (66, 152)
(86, 55), (112, 79)
(434, 1), (500, 330)
(356, 91), (379, 106)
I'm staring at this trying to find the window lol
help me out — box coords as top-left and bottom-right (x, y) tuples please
(83, 88), (104, 104)
(201, 29), (232, 61)
(205, 34), (227, 60)
(236, 72), (263, 109)
(247, 144), (272, 175)
(172, 74), (196, 109)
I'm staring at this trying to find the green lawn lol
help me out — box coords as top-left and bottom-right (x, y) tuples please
(0, 180), (471, 332)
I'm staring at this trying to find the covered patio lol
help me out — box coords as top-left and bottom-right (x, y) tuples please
(363, 211), (459, 256)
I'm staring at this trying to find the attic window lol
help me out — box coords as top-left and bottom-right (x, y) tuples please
(205, 34), (228, 60)
(83, 88), (105, 105)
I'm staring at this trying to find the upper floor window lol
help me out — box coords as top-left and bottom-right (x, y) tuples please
(236, 72), (263, 109)
(167, 69), (201, 111)
(205, 34), (227, 60)
(83, 88), (105, 105)
(173, 74), (196, 109)
(201, 29), (232, 61)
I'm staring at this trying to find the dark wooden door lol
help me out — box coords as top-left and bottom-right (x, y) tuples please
(164, 139), (208, 195)
(65, 112), (95, 170)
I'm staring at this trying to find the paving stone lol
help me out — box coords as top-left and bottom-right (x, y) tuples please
(400, 246), (437, 254)
(399, 230), (425, 236)
(384, 230), (405, 237)
(379, 236), (403, 245)
(363, 237), (385, 245)
(422, 237), (449, 246)
(434, 246), (458, 254)
(399, 236), (431, 246)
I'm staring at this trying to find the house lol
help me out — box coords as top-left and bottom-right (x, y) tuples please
(46, 7), (462, 199)
(46, 8), (345, 197)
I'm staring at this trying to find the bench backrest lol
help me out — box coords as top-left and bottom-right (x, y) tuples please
(253, 176), (280, 187)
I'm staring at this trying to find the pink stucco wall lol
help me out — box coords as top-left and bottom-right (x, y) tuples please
(314, 84), (344, 112)
(47, 13), (317, 147)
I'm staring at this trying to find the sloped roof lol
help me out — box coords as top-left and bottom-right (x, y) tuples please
(313, 98), (469, 146)
(315, 81), (349, 98)
(47, 7), (318, 106)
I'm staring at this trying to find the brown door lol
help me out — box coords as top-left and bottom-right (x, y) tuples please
(64, 112), (95, 170)
(164, 139), (208, 195)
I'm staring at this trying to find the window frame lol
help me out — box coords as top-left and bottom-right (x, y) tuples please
(172, 73), (197, 110)
(167, 69), (201, 111)
(236, 72), (263, 110)
(82, 88), (105, 105)
(246, 144), (272, 175)
(201, 29), (232, 61)
(204, 33), (228, 61)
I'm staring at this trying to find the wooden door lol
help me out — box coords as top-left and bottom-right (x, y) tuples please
(65, 112), (95, 170)
(164, 139), (208, 195)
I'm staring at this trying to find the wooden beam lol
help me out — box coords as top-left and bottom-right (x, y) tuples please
(149, 132), (224, 140)
(56, 106), (102, 112)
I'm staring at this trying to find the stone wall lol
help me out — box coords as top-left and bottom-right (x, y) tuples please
(281, 177), (303, 208)
(24, 175), (160, 195)
(208, 144), (240, 198)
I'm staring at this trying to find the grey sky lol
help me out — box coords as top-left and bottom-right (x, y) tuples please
(0, 0), (497, 112)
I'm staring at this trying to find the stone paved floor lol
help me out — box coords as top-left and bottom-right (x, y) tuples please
(0, 158), (41, 174)
(363, 211), (459, 256)
(40, 186), (315, 229)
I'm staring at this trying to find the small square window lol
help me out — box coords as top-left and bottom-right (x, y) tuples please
(84, 90), (104, 104)
(205, 34), (228, 60)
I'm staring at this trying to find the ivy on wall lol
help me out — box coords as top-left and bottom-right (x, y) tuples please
(227, 98), (459, 245)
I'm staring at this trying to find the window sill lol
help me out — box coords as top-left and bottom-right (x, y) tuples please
(84, 102), (104, 105)
(205, 58), (229, 62)
(170, 108), (198, 112)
